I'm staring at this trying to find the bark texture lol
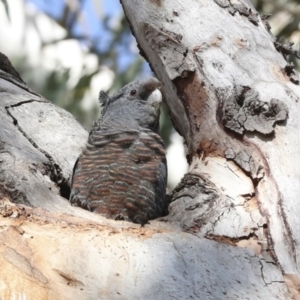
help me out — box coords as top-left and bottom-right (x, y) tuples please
(0, 200), (290, 299)
(120, 0), (300, 298)
(0, 0), (300, 299)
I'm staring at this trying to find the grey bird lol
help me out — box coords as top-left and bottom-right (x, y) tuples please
(70, 77), (167, 225)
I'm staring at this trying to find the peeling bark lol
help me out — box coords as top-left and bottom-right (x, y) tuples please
(219, 85), (288, 135)
(121, 0), (300, 298)
(0, 199), (290, 299)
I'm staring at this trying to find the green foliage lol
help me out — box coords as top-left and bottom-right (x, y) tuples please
(13, 0), (146, 130)
(159, 105), (174, 148)
(109, 57), (145, 93)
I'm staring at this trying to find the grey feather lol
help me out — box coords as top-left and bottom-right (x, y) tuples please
(70, 77), (168, 225)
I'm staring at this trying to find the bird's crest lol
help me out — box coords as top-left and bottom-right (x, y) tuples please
(99, 90), (111, 116)
(99, 90), (110, 106)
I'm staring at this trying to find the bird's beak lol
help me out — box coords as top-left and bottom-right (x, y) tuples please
(148, 89), (162, 112)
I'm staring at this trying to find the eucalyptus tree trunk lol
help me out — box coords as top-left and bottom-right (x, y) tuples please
(0, 0), (299, 299)
(120, 0), (300, 299)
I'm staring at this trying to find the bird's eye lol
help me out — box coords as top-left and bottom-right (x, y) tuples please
(130, 89), (137, 96)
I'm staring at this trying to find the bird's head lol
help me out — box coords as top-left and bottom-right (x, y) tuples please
(99, 77), (163, 131)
